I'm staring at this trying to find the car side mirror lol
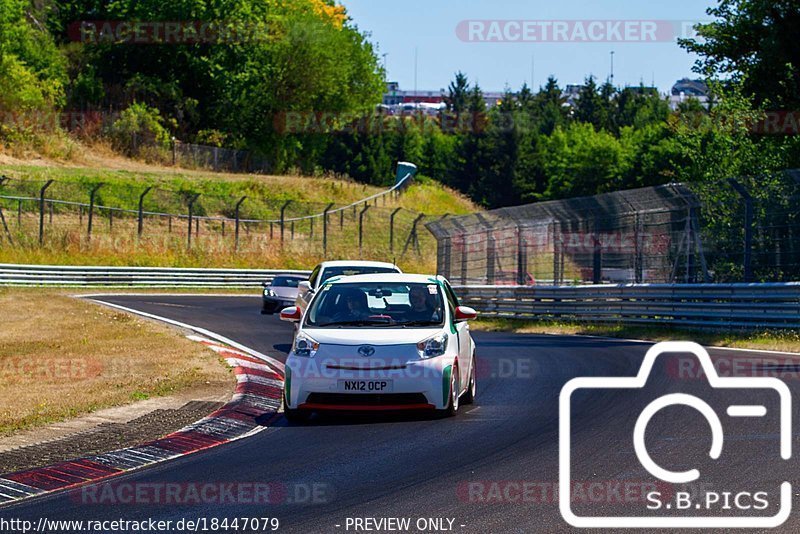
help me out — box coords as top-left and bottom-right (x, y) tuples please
(454, 306), (478, 322)
(298, 281), (312, 294)
(280, 307), (302, 322)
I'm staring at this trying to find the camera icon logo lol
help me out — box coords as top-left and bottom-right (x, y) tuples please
(559, 341), (792, 528)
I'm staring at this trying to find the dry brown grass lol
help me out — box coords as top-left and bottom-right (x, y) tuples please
(0, 203), (442, 273)
(0, 288), (234, 435)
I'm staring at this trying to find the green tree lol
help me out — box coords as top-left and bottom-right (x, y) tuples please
(533, 76), (568, 135)
(574, 76), (611, 131)
(445, 71), (470, 115)
(679, 0), (800, 107)
(539, 122), (629, 199)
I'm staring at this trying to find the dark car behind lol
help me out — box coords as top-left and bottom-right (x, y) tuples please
(262, 275), (307, 314)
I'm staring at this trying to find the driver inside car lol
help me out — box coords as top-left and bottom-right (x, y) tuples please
(331, 288), (371, 323)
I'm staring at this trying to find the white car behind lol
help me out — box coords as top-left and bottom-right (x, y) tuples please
(295, 260), (402, 314)
(280, 273), (477, 421)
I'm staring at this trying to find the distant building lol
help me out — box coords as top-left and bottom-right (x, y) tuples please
(563, 84), (583, 107)
(669, 78), (710, 109)
(382, 82), (506, 112)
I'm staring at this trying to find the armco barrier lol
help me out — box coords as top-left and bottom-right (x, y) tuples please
(3, 264), (798, 329)
(454, 283), (800, 330)
(0, 264), (311, 288)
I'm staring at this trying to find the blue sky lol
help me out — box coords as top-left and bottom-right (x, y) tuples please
(339, 0), (716, 94)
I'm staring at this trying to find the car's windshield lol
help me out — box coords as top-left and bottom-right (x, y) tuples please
(305, 282), (445, 328)
(319, 266), (398, 285)
(272, 276), (303, 288)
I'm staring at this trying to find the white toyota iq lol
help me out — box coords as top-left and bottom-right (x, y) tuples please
(279, 273), (478, 421)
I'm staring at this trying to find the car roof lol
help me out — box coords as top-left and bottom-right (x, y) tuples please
(324, 273), (442, 285)
(318, 260), (400, 269)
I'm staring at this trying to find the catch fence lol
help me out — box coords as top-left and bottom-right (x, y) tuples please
(427, 171), (800, 286)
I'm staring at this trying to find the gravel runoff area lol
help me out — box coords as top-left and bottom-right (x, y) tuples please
(0, 401), (224, 474)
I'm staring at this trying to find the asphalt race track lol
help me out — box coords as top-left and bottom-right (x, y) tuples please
(1, 295), (798, 533)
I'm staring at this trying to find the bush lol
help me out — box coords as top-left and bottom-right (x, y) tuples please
(108, 103), (172, 156)
(0, 54), (60, 112)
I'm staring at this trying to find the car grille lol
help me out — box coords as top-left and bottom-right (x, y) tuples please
(305, 393), (429, 406)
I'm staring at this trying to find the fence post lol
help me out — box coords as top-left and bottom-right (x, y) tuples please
(358, 205), (370, 257)
(17, 200), (22, 226)
(728, 178), (754, 283)
(486, 235), (496, 284)
(291, 220), (295, 240)
(138, 186), (153, 239)
(339, 209), (344, 229)
(401, 214), (425, 258)
(0, 177), (11, 244)
(280, 200), (292, 245)
(634, 213), (643, 284)
(234, 196), (247, 251)
(187, 193), (200, 249)
(0, 204), (10, 245)
(592, 233), (602, 284)
(38, 180), (54, 245)
(460, 234), (468, 285)
(172, 138), (177, 166)
(87, 184), (103, 242)
(517, 230), (528, 285)
(441, 237), (452, 279)
(389, 207), (402, 253)
(323, 203), (334, 256)
(553, 222), (561, 286)
(310, 217), (314, 239)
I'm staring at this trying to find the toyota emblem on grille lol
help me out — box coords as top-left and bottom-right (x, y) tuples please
(358, 345), (375, 357)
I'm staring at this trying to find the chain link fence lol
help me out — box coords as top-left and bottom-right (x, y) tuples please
(0, 173), (431, 263)
(427, 170), (800, 286)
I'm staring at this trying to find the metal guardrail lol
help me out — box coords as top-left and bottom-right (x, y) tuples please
(0, 264), (311, 288)
(454, 283), (800, 329)
(4, 264), (798, 329)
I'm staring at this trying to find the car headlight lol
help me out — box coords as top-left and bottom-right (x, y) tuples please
(416, 332), (448, 359)
(294, 334), (320, 358)
(264, 288), (277, 297)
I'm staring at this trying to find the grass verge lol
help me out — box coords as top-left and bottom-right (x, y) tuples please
(0, 164), (476, 273)
(471, 318), (800, 353)
(0, 288), (234, 436)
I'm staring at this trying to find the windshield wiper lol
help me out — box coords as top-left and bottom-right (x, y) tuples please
(398, 320), (442, 327)
(315, 320), (394, 327)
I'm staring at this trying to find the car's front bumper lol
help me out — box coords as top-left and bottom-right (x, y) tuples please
(261, 296), (295, 313)
(284, 354), (455, 411)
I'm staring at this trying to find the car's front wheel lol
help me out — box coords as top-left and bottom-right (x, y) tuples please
(462, 355), (477, 405)
(283, 392), (310, 423)
(438, 364), (460, 417)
